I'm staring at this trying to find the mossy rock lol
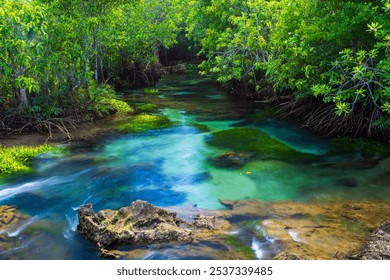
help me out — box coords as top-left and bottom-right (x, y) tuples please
(207, 128), (313, 161)
(189, 122), (211, 133)
(118, 114), (174, 133)
(224, 234), (256, 259)
(135, 103), (159, 113)
(329, 136), (390, 156)
(209, 152), (254, 169)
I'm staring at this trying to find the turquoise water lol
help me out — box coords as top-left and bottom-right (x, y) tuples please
(0, 73), (390, 259)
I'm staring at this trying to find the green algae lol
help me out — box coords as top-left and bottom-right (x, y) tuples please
(224, 235), (256, 259)
(135, 103), (159, 112)
(189, 122), (211, 133)
(207, 128), (314, 161)
(246, 107), (274, 122)
(329, 136), (390, 156)
(118, 114), (174, 133)
(143, 88), (160, 95)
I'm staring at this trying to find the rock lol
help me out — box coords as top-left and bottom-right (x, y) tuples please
(193, 214), (216, 230)
(347, 222), (390, 260)
(219, 199), (390, 259)
(77, 200), (217, 251)
(0, 206), (29, 253)
(0, 206), (28, 230)
(274, 252), (307, 260)
(210, 152), (254, 169)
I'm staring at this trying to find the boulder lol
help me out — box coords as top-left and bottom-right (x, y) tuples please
(347, 222), (390, 260)
(77, 200), (216, 250)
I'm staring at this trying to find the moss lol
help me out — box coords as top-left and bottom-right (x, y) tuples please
(189, 122), (211, 133)
(224, 235), (256, 259)
(246, 107), (274, 122)
(207, 128), (313, 161)
(143, 88), (160, 95)
(0, 145), (66, 176)
(329, 136), (390, 156)
(135, 103), (159, 112)
(118, 114), (174, 133)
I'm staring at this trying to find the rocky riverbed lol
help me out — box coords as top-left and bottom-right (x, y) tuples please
(77, 199), (390, 259)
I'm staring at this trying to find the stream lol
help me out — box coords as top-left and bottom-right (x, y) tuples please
(1, 72), (390, 259)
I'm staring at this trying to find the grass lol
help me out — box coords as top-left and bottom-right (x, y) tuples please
(207, 127), (314, 161)
(118, 114), (174, 133)
(0, 145), (65, 176)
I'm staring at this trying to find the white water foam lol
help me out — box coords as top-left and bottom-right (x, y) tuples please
(63, 213), (78, 240)
(0, 177), (66, 201)
(251, 238), (264, 259)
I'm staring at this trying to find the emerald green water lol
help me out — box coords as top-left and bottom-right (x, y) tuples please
(0, 72), (389, 259)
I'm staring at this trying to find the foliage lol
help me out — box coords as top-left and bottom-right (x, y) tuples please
(186, 0), (390, 139)
(118, 114), (174, 133)
(0, 0), (184, 134)
(0, 145), (65, 176)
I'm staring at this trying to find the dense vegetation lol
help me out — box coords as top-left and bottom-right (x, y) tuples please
(1, 0), (390, 140)
(185, 0), (390, 140)
(0, 0), (183, 135)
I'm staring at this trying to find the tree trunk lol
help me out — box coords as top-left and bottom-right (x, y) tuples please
(18, 87), (29, 110)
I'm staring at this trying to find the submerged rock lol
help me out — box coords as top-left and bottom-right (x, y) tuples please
(219, 199), (390, 260)
(207, 128), (314, 162)
(77, 200), (217, 251)
(209, 152), (254, 169)
(0, 206), (29, 252)
(347, 222), (390, 260)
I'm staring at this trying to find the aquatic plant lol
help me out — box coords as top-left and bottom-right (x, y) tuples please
(118, 114), (174, 133)
(97, 98), (134, 115)
(0, 145), (65, 176)
(246, 107), (274, 122)
(224, 235), (257, 259)
(189, 122), (211, 133)
(135, 103), (159, 112)
(207, 128), (313, 161)
(143, 88), (160, 95)
(329, 137), (390, 156)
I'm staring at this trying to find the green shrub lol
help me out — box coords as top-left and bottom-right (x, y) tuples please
(0, 145), (65, 176)
(118, 114), (174, 133)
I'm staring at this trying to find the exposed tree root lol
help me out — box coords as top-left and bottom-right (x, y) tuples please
(0, 115), (77, 142)
(275, 97), (388, 141)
